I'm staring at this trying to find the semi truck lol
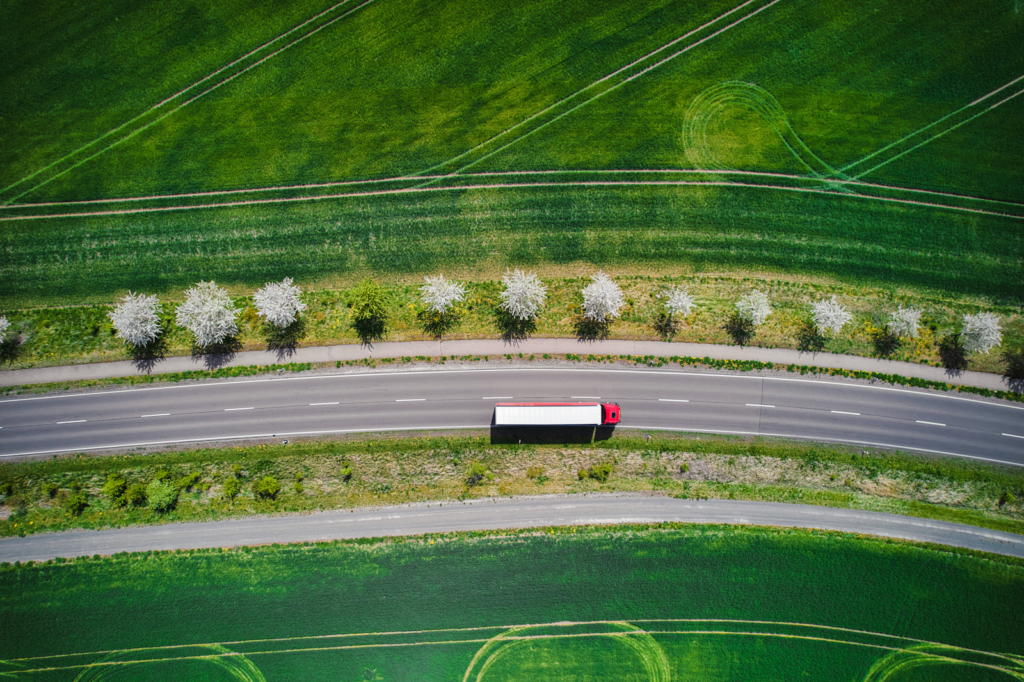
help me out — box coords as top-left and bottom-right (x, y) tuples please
(494, 402), (621, 426)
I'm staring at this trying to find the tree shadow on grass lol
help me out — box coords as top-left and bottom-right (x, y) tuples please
(352, 316), (387, 348)
(723, 313), (755, 347)
(0, 336), (26, 366)
(191, 336), (243, 370)
(418, 310), (460, 339)
(494, 310), (537, 344)
(265, 319), (307, 360)
(654, 313), (677, 341)
(573, 316), (610, 342)
(796, 321), (827, 354)
(128, 335), (170, 373)
(938, 332), (967, 377)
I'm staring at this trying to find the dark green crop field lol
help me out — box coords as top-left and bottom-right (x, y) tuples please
(1, 0), (1022, 308)
(2, 526), (1023, 680)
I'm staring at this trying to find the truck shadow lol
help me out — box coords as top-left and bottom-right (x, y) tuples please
(489, 426), (616, 445)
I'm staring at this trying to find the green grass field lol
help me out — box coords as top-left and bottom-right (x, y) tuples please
(1, 526), (1023, 680)
(1, 0), (1022, 308)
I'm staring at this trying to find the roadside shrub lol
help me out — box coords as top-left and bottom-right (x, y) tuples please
(1000, 491), (1017, 507)
(146, 480), (179, 513)
(63, 491), (89, 517)
(339, 462), (353, 482)
(679, 463), (690, 474)
(41, 483), (59, 499)
(103, 476), (127, 506)
(254, 476), (281, 501)
(154, 470), (171, 482)
(294, 472), (305, 494)
(175, 472), (202, 491)
(526, 466), (545, 479)
(125, 484), (147, 508)
(578, 462), (614, 483)
(465, 462), (493, 487)
(222, 478), (241, 500)
(938, 333), (968, 372)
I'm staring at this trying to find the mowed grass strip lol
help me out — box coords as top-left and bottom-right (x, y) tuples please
(1, 525), (1022, 679)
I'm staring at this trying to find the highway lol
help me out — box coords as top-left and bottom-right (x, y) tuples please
(1, 366), (1022, 464)
(2, 495), (1023, 562)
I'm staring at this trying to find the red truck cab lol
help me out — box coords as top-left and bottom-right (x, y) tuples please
(602, 403), (621, 425)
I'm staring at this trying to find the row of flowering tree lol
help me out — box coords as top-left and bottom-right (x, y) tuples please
(93, 272), (1005, 370)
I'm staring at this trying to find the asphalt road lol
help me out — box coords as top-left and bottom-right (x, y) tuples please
(2, 367), (1022, 464)
(2, 495), (1023, 562)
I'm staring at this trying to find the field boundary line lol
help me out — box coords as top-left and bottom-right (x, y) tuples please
(440, 0), (785, 178)
(1, 0), (375, 205)
(415, 0), (770, 178)
(14, 630), (1016, 676)
(4, 168), (1022, 212)
(3, 179), (1023, 223)
(9, 618), (1007, 664)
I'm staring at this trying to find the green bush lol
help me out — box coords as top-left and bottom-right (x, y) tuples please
(103, 476), (127, 506)
(679, 463), (690, 474)
(350, 279), (389, 322)
(175, 472), (202, 491)
(1000, 491), (1017, 507)
(339, 462), (353, 482)
(254, 476), (281, 501)
(125, 484), (147, 508)
(465, 462), (493, 486)
(146, 480), (178, 513)
(41, 483), (59, 499)
(63, 491), (89, 517)
(222, 478), (241, 500)
(578, 462), (614, 483)
(526, 466), (544, 479)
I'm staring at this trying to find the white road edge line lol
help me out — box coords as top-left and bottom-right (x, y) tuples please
(56, 420), (86, 424)
(831, 411), (861, 416)
(310, 402), (339, 406)
(225, 407), (254, 411)
(482, 396), (513, 399)
(1003, 433), (1024, 439)
(747, 404), (775, 408)
(571, 396), (600, 399)
(141, 413), (170, 418)
(916, 420), (946, 427)
(659, 399), (690, 403)
(396, 398), (426, 402)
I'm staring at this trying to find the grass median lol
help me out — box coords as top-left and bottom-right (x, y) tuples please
(2, 432), (1021, 538)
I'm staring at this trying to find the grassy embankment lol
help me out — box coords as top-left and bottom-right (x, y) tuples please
(1, 273), (1021, 376)
(1, 525), (1022, 680)
(2, 434), (1021, 538)
(2, 0), (1022, 311)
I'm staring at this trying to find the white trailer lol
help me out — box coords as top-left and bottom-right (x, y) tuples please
(494, 402), (620, 426)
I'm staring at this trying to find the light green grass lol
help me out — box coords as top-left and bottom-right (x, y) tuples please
(1, 0), (1023, 309)
(1, 526), (1022, 680)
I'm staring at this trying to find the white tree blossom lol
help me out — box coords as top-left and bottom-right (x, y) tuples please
(810, 296), (852, 336)
(176, 281), (239, 348)
(108, 292), (162, 347)
(254, 277), (306, 328)
(581, 271), (625, 322)
(736, 289), (772, 326)
(0, 316), (10, 344)
(887, 305), (922, 338)
(660, 286), (695, 318)
(961, 312), (1002, 355)
(420, 274), (466, 314)
(499, 269), (547, 320)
